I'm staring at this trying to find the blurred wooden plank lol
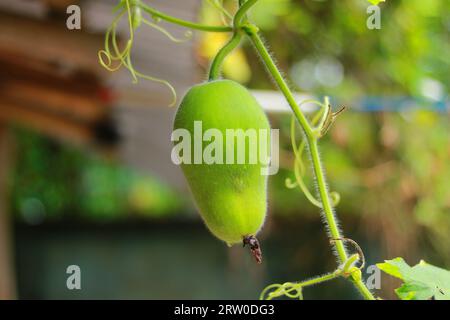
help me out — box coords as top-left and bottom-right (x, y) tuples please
(0, 101), (93, 146)
(0, 79), (108, 123)
(0, 49), (101, 93)
(0, 53), (114, 122)
(43, 0), (81, 11)
(0, 11), (106, 77)
(0, 0), (205, 190)
(0, 126), (17, 300)
(0, 0), (47, 19)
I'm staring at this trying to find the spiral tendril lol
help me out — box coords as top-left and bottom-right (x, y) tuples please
(98, 0), (191, 107)
(260, 282), (304, 300)
(287, 99), (341, 207)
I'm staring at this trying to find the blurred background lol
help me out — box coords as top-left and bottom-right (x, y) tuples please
(0, 0), (449, 300)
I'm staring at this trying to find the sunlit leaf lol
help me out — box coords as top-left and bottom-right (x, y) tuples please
(377, 258), (450, 300)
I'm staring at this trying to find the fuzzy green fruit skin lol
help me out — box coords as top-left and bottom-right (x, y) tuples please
(173, 80), (270, 245)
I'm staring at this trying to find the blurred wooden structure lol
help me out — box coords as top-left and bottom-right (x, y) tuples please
(0, 0), (204, 186)
(0, 1), (113, 299)
(0, 0), (204, 299)
(0, 0), (203, 163)
(0, 9), (116, 148)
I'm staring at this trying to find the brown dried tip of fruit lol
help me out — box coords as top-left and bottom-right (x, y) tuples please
(243, 235), (262, 264)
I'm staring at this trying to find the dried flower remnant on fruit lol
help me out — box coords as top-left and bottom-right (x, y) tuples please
(243, 235), (262, 264)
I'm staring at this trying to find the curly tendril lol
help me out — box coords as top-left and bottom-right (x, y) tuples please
(286, 99), (341, 208)
(330, 238), (366, 270)
(260, 248), (366, 300)
(98, 0), (195, 107)
(260, 269), (342, 300)
(260, 282), (304, 300)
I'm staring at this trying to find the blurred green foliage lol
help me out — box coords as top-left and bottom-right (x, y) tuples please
(11, 128), (184, 223)
(205, 0), (449, 101)
(271, 109), (450, 265)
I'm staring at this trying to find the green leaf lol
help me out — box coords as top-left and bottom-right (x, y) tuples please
(377, 257), (410, 280)
(396, 283), (433, 300)
(377, 258), (450, 300)
(368, 0), (385, 5)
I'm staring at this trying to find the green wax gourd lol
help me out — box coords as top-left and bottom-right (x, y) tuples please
(173, 80), (271, 247)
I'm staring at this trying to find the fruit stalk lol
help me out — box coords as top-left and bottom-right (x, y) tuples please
(308, 139), (347, 261)
(208, 32), (243, 80)
(208, 0), (258, 80)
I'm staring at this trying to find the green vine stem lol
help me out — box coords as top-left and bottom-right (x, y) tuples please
(246, 26), (375, 301)
(245, 30), (314, 138)
(208, 32), (243, 80)
(247, 23), (347, 261)
(139, 2), (232, 32)
(308, 140), (347, 259)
